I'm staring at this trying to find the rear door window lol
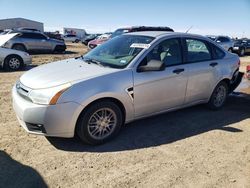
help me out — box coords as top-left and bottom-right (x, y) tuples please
(211, 44), (225, 59)
(185, 39), (212, 63)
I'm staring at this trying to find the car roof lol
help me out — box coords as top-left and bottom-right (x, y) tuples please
(116, 26), (174, 32)
(125, 31), (208, 39)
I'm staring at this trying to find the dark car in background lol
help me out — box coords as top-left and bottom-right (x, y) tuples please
(44, 32), (64, 41)
(82, 34), (101, 45)
(111, 26), (174, 38)
(232, 39), (250, 56)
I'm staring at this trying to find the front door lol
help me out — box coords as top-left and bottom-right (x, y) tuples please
(133, 38), (188, 118)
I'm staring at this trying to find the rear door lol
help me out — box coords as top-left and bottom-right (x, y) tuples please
(31, 33), (52, 51)
(183, 38), (221, 104)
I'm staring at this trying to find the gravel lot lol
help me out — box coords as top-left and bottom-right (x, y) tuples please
(0, 43), (250, 188)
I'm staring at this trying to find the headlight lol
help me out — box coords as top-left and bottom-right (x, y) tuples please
(24, 52), (30, 56)
(28, 83), (71, 105)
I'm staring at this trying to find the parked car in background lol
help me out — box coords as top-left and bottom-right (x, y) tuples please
(17, 27), (41, 32)
(3, 31), (66, 53)
(44, 32), (64, 41)
(207, 35), (234, 52)
(88, 26), (174, 49)
(88, 34), (111, 49)
(232, 39), (250, 56)
(12, 31), (243, 145)
(63, 34), (81, 43)
(82, 34), (101, 45)
(111, 26), (174, 38)
(0, 33), (31, 71)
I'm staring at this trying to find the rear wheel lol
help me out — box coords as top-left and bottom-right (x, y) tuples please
(12, 44), (26, 52)
(54, 45), (65, 53)
(76, 101), (123, 145)
(207, 81), (228, 110)
(4, 55), (23, 71)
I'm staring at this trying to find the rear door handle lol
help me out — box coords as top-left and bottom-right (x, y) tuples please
(173, 68), (185, 74)
(210, 62), (218, 67)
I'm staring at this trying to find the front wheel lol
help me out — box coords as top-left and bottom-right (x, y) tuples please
(207, 82), (228, 110)
(76, 101), (123, 145)
(4, 55), (23, 71)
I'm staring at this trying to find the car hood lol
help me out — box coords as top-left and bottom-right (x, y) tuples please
(0, 33), (19, 46)
(20, 58), (119, 89)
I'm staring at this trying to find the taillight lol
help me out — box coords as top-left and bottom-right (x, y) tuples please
(246, 65), (250, 72)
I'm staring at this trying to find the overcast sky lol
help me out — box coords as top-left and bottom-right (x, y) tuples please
(0, 0), (250, 37)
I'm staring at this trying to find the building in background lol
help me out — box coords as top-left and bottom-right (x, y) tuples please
(63, 27), (87, 39)
(0, 18), (44, 32)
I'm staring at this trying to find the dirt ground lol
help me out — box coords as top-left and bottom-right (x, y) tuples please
(0, 43), (250, 188)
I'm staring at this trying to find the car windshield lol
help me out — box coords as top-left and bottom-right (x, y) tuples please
(83, 35), (154, 69)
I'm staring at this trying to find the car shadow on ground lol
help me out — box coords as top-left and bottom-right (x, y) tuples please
(30, 51), (78, 55)
(0, 65), (38, 73)
(0, 151), (48, 188)
(47, 93), (250, 153)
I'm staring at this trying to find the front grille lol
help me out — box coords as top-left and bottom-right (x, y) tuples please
(16, 82), (32, 102)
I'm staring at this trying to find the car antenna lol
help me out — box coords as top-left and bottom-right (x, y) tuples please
(185, 26), (193, 33)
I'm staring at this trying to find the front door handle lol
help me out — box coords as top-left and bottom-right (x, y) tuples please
(210, 62), (218, 67)
(173, 68), (185, 74)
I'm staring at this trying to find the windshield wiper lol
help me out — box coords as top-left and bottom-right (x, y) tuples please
(82, 57), (104, 67)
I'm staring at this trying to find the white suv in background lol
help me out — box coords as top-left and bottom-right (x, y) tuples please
(207, 35), (234, 52)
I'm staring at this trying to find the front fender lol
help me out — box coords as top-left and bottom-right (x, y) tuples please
(58, 69), (135, 122)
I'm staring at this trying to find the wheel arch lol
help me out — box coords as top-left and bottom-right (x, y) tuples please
(4, 54), (24, 66)
(74, 97), (126, 135)
(11, 43), (27, 51)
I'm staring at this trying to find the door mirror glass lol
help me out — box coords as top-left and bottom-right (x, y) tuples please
(138, 60), (165, 72)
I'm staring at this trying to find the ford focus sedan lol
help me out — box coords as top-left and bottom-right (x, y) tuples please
(12, 32), (243, 145)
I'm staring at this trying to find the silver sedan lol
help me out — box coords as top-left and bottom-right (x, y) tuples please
(0, 33), (32, 71)
(12, 31), (243, 145)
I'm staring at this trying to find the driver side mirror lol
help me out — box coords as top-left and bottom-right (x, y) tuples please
(137, 60), (165, 72)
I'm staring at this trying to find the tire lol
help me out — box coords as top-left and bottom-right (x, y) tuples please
(54, 45), (65, 53)
(207, 81), (228, 110)
(12, 44), (26, 52)
(239, 48), (245, 57)
(76, 101), (123, 145)
(75, 39), (80, 43)
(4, 55), (23, 71)
(228, 48), (233, 53)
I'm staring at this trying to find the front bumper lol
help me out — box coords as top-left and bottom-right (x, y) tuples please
(12, 86), (82, 138)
